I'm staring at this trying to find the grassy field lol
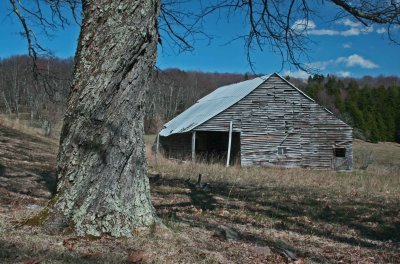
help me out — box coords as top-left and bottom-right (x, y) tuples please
(0, 126), (398, 263)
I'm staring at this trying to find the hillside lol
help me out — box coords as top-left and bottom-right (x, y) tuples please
(0, 124), (57, 205)
(1, 55), (400, 142)
(0, 123), (399, 263)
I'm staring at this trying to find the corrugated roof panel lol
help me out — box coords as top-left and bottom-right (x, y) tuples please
(159, 75), (270, 136)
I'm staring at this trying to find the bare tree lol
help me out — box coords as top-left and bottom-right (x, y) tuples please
(0, 68), (13, 116)
(0, 55), (72, 137)
(5, 0), (400, 236)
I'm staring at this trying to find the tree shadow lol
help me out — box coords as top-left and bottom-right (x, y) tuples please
(149, 174), (400, 256)
(247, 190), (400, 244)
(201, 181), (400, 244)
(0, 239), (118, 264)
(37, 170), (57, 195)
(0, 125), (57, 202)
(0, 163), (5, 177)
(189, 189), (217, 210)
(150, 174), (217, 210)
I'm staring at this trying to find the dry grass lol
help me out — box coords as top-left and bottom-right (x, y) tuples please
(0, 114), (62, 142)
(353, 139), (400, 168)
(0, 115), (45, 137)
(145, 135), (400, 263)
(145, 135), (400, 199)
(0, 130), (398, 263)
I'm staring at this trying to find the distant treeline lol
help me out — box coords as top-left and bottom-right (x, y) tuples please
(300, 75), (400, 142)
(0, 55), (399, 142)
(0, 55), (72, 136)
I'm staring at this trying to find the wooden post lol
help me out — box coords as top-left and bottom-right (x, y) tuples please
(226, 121), (233, 167)
(155, 133), (160, 166)
(192, 131), (196, 162)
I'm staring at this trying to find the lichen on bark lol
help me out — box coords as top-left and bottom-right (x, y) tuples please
(45, 0), (160, 237)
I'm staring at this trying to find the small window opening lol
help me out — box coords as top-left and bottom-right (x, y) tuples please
(277, 146), (287, 155)
(334, 147), (346, 157)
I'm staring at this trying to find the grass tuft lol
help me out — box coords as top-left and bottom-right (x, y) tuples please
(23, 208), (49, 226)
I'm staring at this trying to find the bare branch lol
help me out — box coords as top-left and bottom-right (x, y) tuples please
(8, 0), (37, 58)
(330, 0), (400, 25)
(7, 0), (400, 74)
(159, 0), (213, 53)
(7, 0), (81, 97)
(197, 0), (400, 72)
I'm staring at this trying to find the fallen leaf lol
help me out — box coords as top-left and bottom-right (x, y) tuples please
(63, 237), (77, 251)
(294, 258), (306, 264)
(21, 258), (43, 264)
(80, 251), (101, 259)
(127, 250), (148, 263)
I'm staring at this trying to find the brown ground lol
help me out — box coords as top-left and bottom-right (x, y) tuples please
(0, 124), (399, 263)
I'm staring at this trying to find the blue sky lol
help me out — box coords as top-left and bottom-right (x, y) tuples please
(1, 1), (399, 78)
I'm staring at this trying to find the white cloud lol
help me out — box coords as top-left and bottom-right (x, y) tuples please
(308, 60), (333, 70)
(343, 43), (352, 49)
(284, 54), (377, 79)
(301, 18), (375, 37)
(308, 29), (339, 35)
(292, 19), (316, 31)
(336, 71), (351, 77)
(309, 54), (379, 70)
(376, 28), (386, 34)
(337, 54), (378, 69)
(335, 18), (362, 28)
(308, 26), (373, 36)
(341, 25), (373, 36)
(283, 70), (310, 79)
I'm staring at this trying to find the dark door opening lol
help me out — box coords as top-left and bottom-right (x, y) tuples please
(333, 146), (351, 171)
(195, 131), (240, 165)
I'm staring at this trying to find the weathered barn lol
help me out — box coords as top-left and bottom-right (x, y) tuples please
(158, 73), (352, 171)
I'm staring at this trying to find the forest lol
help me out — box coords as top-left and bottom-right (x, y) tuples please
(1, 55), (399, 143)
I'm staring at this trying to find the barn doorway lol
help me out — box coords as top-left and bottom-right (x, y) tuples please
(195, 131), (241, 165)
(333, 146), (351, 171)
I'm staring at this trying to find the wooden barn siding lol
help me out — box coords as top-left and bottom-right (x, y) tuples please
(159, 133), (192, 159)
(195, 75), (353, 169)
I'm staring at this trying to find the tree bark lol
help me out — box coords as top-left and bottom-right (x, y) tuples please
(46, 0), (160, 237)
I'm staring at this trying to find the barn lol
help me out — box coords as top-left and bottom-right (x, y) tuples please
(157, 73), (352, 171)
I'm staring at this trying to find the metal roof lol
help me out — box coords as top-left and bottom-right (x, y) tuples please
(159, 74), (271, 136)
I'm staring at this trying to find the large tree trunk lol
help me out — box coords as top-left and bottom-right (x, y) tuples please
(46, 0), (159, 237)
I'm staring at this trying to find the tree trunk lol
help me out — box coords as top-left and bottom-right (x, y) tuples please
(46, 0), (159, 237)
(1, 91), (12, 116)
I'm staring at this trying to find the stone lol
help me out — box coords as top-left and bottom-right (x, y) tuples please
(278, 247), (297, 261)
(218, 225), (239, 241)
(254, 245), (272, 257)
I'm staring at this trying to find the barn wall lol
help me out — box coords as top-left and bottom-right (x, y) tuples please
(159, 133), (192, 159)
(195, 74), (353, 170)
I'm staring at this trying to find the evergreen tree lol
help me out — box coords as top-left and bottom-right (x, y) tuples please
(301, 76), (400, 143)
